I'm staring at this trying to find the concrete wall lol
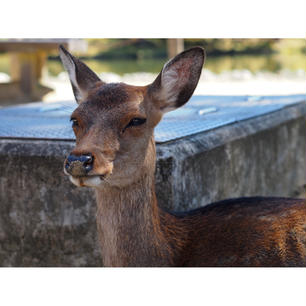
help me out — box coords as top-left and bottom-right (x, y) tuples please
(0, 101), (305, 266)
(157, 102), (306, 211)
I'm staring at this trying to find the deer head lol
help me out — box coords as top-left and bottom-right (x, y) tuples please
(60, 45), (205, 188)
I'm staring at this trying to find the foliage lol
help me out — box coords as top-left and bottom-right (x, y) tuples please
(86, 39), (167, 60)
(84, 39), (306, 60)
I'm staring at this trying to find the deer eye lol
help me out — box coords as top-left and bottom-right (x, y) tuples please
(125, 117), (146, 129)
(70, 118), (79, 128)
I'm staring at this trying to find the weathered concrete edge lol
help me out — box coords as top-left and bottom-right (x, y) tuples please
(1, 100), (305, 211)
(155, 100), (306, 210)
(1, 100), (305, 159)
(156, 100), (306, 160)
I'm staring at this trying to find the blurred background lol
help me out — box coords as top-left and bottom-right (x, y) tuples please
(0, 38), (305, 104)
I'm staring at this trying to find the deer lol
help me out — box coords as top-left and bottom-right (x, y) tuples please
(59, 45), (306, 267)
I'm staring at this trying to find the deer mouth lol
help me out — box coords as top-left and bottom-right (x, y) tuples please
(63, 167), (106, 187)
(69, 175), (105, 187)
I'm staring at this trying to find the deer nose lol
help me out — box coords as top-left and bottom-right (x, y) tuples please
(65, 153), (93, 177)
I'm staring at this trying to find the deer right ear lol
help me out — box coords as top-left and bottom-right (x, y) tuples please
(148, 47), (205, 114)
(59, 45), (102, 104)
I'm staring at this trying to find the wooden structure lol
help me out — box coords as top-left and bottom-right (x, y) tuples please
(167, 39), (184, 58)
(0, 39), (87, 105)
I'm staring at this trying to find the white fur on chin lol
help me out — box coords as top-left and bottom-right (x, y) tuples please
(69, 175), (102, 187)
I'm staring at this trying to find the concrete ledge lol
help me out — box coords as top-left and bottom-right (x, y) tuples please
(0, 99), (305, 266)
(156, 102), (306, 211)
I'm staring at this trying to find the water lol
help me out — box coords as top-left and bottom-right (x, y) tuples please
(0, 53), (305, 78)
(49, 53), (306, 76)
(0, 52), (305, 100)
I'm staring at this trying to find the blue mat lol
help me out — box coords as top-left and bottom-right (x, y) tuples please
(0, 95), (305, 143)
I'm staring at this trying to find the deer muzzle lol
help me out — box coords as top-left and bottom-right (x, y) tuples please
(65, 154), (93, 177)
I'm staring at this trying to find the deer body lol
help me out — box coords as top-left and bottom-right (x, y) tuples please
(97, 182), (306, 266)
(95, 161), (306, 267)
(59, 46), (306, 267)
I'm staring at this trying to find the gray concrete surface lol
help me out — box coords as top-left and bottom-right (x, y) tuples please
(0, 99), (305, 266)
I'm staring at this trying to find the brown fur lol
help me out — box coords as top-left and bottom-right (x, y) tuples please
(166, 197), (306, 266)
(59, 46), (306, 267)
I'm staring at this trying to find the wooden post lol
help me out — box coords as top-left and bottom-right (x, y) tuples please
(167, 39), (184, 58)
(10, 53), (21, 82)
(9, 50), (49, 99)
(0, 39), (87, 104)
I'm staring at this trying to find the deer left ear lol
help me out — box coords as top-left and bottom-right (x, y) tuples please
(149, 47), (205, 113)
(59, 45), (102, 104)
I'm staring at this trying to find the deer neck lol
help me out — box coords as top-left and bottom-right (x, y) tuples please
(95, 139), (183, 267)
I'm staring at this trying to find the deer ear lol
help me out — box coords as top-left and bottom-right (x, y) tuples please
(149, 47), (205, 113)
(59, 45), (102, 104)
